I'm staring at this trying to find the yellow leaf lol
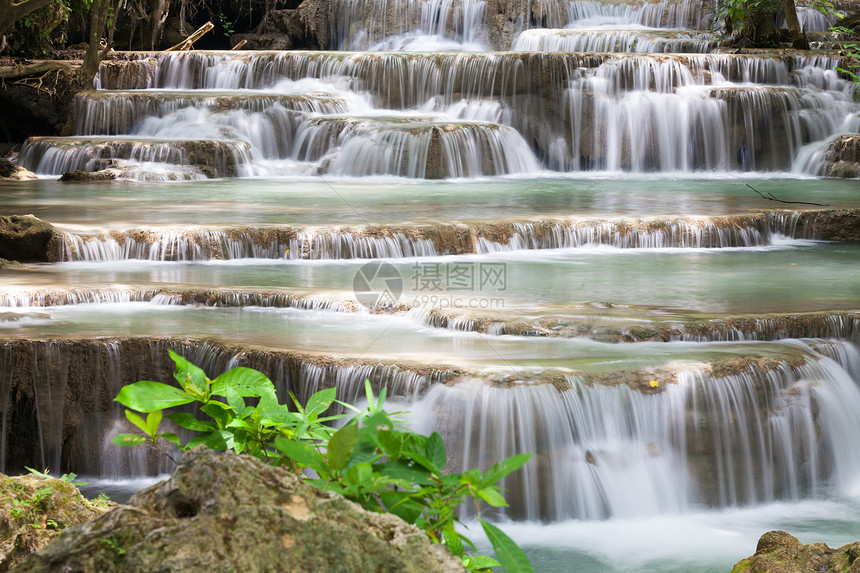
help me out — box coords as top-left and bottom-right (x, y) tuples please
(649, 380), (659, 388)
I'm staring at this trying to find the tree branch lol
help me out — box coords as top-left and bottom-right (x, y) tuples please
(747, 184), (829, 206)
(0, 61), (73, 80)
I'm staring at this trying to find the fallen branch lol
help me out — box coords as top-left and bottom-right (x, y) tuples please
(166, 21), (214, 51)
(747, 184), (830, 207)
(0, 61), (73, 80)
(231, 39), (247, 50)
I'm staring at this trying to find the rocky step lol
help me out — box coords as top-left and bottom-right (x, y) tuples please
(17, 137), (253, 178)
(38, 209), (860, 261)
(1, 286), (858, 345)
(98, 51), (844, 98)
(75, 90), (349, 135)
(511, 28), (718, 53)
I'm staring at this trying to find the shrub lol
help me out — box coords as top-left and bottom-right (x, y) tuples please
(113, 350), (534, 573)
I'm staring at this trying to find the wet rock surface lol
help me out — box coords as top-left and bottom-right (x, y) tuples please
(729, 530), (860, 573)
(821, 135), (860, 179)
(14, 448), (466, 573)
(0, 215), (54, 262)
(0, 159), (36, 181)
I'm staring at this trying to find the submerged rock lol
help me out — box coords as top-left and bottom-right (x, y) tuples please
(729, 530), (860, 572)
(15, 448), (466, 573)
(0, 473), (113, 571)
(0, 215), (54, 262)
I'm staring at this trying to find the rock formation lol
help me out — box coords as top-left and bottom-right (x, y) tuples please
(14, 448), (466, 573)
(0, 473), (113, 571)
(730, 530), (860, 573)
(0, 215), (53, 262)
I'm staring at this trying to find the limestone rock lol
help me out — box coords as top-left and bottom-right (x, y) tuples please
(0, 215), (54, 262)
(15, 448), (467, 573)
(729, 530), (860, 573)
(0, 473), (113, 572)
(0, 158), (36, 181)
(820, 134), (860, 178)
(60, 169), (118, 182)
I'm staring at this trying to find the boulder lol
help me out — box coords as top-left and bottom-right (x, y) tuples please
(60, 169), (118, 182)
(0, 215), (54, 262)
(0, 473), (113, 572)
(0, 158), (36, 181)
(15, 448), (467, 573)
(729, 530), (860, 573)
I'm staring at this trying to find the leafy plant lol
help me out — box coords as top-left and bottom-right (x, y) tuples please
(113, 351), (535, 572)
(25, 467), (90, 486)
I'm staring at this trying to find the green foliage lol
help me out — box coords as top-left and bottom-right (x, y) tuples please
(714, 0), (780, 38)
(113, 351), (534, 572)
(7, 485), (54, 529)
(25, 466), (89, 486)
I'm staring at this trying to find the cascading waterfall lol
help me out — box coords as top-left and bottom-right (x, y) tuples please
(47, 211), (832, 261)
(21, 45), (854, 180)
(406, 342), (860, 521)
(0, 338), (453, 476)
(3, 0), (860, 568)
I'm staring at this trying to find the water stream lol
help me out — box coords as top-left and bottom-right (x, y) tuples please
(3, 0), (860, 569)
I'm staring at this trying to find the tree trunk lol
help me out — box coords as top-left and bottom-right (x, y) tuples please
(782, 0), (809, 49)
(78, 0), (112, 87)
(0, 0), (57, 38)
(736, 1), (780, 47)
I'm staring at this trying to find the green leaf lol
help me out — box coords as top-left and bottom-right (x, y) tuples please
(479, 519), (535, 573)
(112, 433), (149, 447)
(426, 432), (447, 473)
(166, 412), (216, 432)
(484, 453), (532, 485)
(476, 487), (508, 508)
(169, 350), (208, 396)
(347, 438), (381, 467)
(304, 387), (337, 417)
(186, 430), (231, 451)
(124, 409), (148, 434)
(201, 402), (232, 427)
(376, 459), (433, 485)
(210, 367), (274, 398)
(115, 381), (194, 412)
(145, 410), (163, 436)
(327, 422), (359, 472)
(225, 388), (245, 416)
(161, 433), (181, 447)
(380, 491), (423, 524)
(443, 521), (464, 556)
(274, 436), (327, 473)
(462, 555), (500, 569)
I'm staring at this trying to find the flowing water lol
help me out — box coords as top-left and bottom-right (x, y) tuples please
(3, 0), (860, 570)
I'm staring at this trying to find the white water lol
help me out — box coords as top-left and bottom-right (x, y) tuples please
(407, 341), (860, 522)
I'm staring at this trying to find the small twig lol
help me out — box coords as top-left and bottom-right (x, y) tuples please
(747, 184), (830, 207)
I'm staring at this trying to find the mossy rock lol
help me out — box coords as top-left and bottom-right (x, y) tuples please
(0, 159), (37, 181)
(730, 530), (860, 573)
(0, 473), (113, 572)
(15, 448), (466, 573)
(0, 215), (54, 262)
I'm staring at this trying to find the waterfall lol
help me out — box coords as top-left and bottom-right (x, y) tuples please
(406, 342), (860, 521)
(0, 338), (454, 476)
